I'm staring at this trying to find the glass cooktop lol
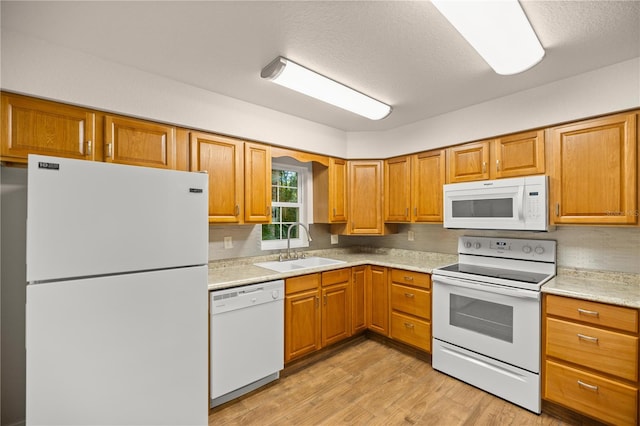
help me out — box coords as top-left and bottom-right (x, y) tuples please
(436, 263), (551, 285)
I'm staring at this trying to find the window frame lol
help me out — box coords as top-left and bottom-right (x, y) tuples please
(261, 161), (312, 251)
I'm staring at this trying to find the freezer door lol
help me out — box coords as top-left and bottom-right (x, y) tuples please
(27, 155), (208, 281)
(26, 266), (208, 425)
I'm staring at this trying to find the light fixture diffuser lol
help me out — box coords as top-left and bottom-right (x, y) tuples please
(432, 0), (545, 75)
(261, 56), (392, 120)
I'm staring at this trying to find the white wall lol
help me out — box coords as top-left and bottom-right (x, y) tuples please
(0, 29), (348, 158)
(347, 57), (640, 158)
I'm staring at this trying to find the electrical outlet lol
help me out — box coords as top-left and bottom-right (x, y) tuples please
(223, 236), (233, 249)
(330, 234), (339, 245)
(408, 231), (415, 241)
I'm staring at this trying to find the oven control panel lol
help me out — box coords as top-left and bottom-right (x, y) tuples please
(458, 236), (556, 262)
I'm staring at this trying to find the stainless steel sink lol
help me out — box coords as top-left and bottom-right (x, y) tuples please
(254, 257), (346, 273)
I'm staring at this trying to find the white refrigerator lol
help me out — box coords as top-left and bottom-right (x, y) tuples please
(25, 154), (209, 425)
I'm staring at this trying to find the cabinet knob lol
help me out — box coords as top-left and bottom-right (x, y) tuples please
(86, 140), (92, 157)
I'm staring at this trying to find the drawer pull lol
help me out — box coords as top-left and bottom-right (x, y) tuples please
(403, 276), (414, 281)
(404, 293), (415, 298)
(577, 308), (599, 317)
(577, 333), (599, 343)
(404, 322), (414, 329)
(577, 380), (599, 391)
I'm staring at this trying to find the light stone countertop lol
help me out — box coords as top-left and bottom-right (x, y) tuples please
(543, 268), (640, 309)
(207, 248), (457, 291)
(208, 248), (640, 310)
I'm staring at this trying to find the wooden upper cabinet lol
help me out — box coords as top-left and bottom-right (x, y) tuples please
(313, 157), (347, 223)
(1, 93), (97, 163)
(448, 131), (545, 182)
(447, 140), (491, 183)
(384, 150), (446, 223)
(190, 132), (243, 223)
(550, 112), (637, 225)
(384, 156), (412, 222)
(413, 149), (446, 222)
(328, 158), (348, 222)
(384, 155), (411, 222)
(104, 115), (176, 169)
(337, 160), (396, 235)
(493, 130), (545, 179)
(244, 142), (271, 223)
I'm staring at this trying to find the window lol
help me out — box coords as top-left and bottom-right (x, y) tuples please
(261, 161), (311, 251)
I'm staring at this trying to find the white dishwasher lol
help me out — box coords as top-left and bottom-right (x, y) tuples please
(210, 280), (284, 408)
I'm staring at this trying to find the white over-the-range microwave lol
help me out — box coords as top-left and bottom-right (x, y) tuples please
(443, 175), (549, 231)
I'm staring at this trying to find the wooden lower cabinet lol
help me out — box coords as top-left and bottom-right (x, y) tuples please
(543, 294), (639, 425)
(284, 274), (321, 363)
(351, 266), (367, 335)
(388, 269), (431, 352)
(321, 269), (351, 347)
(367, 265), (389, 336)
(285, 268), (353, 363)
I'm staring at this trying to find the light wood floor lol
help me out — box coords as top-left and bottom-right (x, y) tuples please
(209, 338), (585, 425)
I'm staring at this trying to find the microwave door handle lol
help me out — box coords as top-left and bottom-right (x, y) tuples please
(433, 275), (540, 300)
(517, 186), (524, 221)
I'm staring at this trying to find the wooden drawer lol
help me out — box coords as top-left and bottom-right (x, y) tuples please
(546, 317), (638, 381)
(322, 268), (350, 287)
(545, 360), (638, 426)
(390, 311), (431, 352)
(390, 269), (431, 289)
(390, 283), (430, 320)
(286, 273), (320, 295)
(546, 294), (638, 333)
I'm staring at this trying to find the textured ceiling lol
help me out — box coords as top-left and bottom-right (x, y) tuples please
(1, 1), (639, 131)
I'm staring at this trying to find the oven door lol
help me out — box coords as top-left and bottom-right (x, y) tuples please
(432, 275), (540, 372)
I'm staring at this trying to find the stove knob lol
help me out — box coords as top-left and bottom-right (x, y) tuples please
(535, 246), (545, 255)
(522, 245), (532, 254)
(473, 242), (481, 249)
(464, 241), (472, 249)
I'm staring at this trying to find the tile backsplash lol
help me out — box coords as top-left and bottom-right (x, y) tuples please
(209, 222), (640, 274)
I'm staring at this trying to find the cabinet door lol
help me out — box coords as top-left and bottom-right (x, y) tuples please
(351, 266), (367, 335)
(493, 130), (545, 178)
(190, 132), (243, 223)
(412, 149), (446, 222)
(105, 115), (176, 169)
(244, 142), (272, 223)
(550, 113), (637, 224)
(1, 93), (96, 162)
(448, 140), (491, 183)
(285, 287), (321, 363)
(384, 156), (411, 222)
(349, 160), (385, 233)
(321, 282), (350, 347)
(329, 158), (348, 222)
(367, 265), (388, 335)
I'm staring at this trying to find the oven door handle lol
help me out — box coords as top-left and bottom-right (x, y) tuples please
(433, 275), (540, 300)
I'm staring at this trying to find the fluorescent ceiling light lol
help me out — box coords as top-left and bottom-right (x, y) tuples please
(261, 56), (392, 120)
(432, 0), (545, 75)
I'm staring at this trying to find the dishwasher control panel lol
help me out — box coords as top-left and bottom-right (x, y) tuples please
(210, 280), (284, 314)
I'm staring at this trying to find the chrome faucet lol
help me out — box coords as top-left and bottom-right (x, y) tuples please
(285, 222), (312, 260)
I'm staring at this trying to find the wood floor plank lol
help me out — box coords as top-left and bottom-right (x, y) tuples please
(208, 339), (580, 425)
